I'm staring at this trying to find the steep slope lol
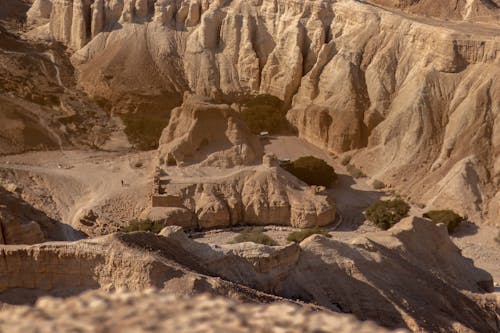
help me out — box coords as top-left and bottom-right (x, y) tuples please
(0, 218), (497, 331)
(0, 8), (117, 155)
(368, 0), (500, 22)
(30, 0), (500, 223)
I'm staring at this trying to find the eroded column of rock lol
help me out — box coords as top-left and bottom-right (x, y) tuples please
(50, 0), (74, 45)
(71, 0), (91, 49)
(91, 0), (105, 38)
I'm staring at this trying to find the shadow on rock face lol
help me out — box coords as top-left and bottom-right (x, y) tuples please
(450, 220), (479, 238)
(0, 286), (96, 306)
(278, 231), (498, 332)
(0, 186), (87, 243)
(330, 173), (386, 231)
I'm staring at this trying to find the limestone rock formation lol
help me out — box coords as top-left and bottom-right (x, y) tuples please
(0, 291), (396, 333)
(0, 231), (290, 304)
(0, 185), (84, 245)
(369, 0), (500, 22)
(1, 218), (496, 331)
(32, 0), (500, 223)
(280, 217), (498, 331)
(160, 225), (301, 292)
(0, 23), (113, 155)
(157, 220), (498, 332)
(158, 94), (263, 167)
(152, 162), (336, 229)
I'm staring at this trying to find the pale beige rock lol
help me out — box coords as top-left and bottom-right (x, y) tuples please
(279, 217), (498, 332)
(147, 207), (197, 229)
(36, 0), (500, 223)
(158, 94), (263, 168)
(0, 220), (497, 331)
(0, 290), (396, 333)
(26, 0), (52, 25)
(156, 165), (336, 229)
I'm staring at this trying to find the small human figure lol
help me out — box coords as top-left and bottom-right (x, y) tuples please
(121, 180), (124, 187)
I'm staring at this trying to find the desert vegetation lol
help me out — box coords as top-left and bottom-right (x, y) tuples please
(120, 219), (165, 234)
(240, 94), (291, 135)
(372, 180), (385, 190)
(287, 228), (330, 243)
(423, 210), (464, 233)
(365, 199), (410, 230)
(284, 156), (337, 187)
(120, 109), (171, 150)
(233, 227), (277, 246)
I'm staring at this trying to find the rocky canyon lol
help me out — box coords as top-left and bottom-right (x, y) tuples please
(0, 0), (499, 332)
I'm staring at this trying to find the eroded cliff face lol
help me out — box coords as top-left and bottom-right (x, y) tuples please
(32, 0), (500, 223)
(2, 219), (496, 331)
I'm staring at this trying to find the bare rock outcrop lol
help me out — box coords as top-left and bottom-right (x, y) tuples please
(157, 219), (498, 332)
(33, 0), (500, 223)
(0, 231), (291, 305)
(158, 94), (263, 167)
(0, 291), (396, 333)
(0, 185), (84, 245)
(369, 0), (500, 22)
(0, 219), (497, 331)
(281, 217), (498, 332)
(153, 163), (336, 229)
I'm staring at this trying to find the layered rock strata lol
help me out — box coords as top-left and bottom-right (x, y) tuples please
(30, 0), (500, 223)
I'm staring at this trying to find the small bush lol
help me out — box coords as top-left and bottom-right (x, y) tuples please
(372, 179), (385, 190)
(287, 228), (330, 243)
(284, 156), (337, 187)
(233, 228), (277, 246)
(240, 94), (291, 134)
(423, 210), (464, 233)
(365, 199), (410, 230)
(121, 110), (170, 150)
(120, 219), (165, 234)
(346, 164), (366, 179)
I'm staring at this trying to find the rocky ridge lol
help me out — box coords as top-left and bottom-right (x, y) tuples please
(1, 217), (497, 331)
(26, 0), (500, 223)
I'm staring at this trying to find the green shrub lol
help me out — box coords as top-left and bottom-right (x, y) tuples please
(284, 156), (337, 187)
(121, 109), (170, 151)
(346, 164), (366, 179)
(240, 94), (291, 134)
(287, 228), (330, 243)
(365, 199), (410, 230)
(120, 219), (165, 234)
(423, 210), (464, 233)
(233, 228), (277, 246)
(372, 179), (385, 190)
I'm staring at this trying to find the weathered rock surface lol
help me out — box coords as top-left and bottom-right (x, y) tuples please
(158, 94), (263, 167)
(280, 217), (498, 331)
(157, 219), (499, 332)
(0, 23), (113, 155)
(0, 231), (290, 305)
(153, 163), (336, 229)
(0, 218), (497, 331)
(30, 0), (500, 223)
(369, 0), (500, 22)
(0, 185), (84, 245)
(0, 290), (397, 333)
